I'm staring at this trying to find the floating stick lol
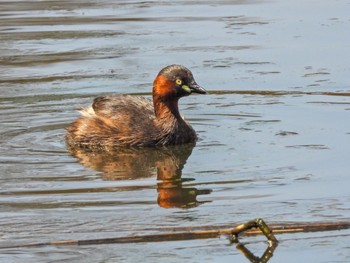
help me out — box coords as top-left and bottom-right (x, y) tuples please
(1, 219), (349, 249)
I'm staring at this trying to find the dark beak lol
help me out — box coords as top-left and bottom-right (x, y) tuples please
(189, 82), (207, 94)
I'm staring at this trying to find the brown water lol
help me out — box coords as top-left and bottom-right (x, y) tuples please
(1, 0), (350, 262)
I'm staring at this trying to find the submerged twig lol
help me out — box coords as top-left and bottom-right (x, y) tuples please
(1, 219), (349, 249)
(230, 218), (278, 243)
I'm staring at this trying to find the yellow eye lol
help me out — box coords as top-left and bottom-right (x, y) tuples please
(176, 79), (182, 85)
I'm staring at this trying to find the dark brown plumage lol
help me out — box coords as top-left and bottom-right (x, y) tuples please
(66, 64), (206, 149)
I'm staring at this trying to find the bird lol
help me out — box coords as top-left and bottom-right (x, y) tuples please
(66, 64), (206, 149)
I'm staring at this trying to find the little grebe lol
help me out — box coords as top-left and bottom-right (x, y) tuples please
(66, 64), (206, 148)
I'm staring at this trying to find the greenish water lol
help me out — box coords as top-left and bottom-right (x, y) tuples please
(0, 0), (349, 262)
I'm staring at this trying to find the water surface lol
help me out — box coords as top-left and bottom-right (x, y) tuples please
(1, 0), (350, 262)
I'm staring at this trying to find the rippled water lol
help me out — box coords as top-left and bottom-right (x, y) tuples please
(1, 0), (350, 262)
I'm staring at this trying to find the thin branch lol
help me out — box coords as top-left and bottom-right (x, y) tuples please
(1, 220), (349, 249)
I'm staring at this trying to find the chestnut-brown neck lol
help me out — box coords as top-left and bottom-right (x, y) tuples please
(153, 75), (182, 120)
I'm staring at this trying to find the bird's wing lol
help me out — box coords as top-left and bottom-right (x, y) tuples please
(91, 95), (154, 120)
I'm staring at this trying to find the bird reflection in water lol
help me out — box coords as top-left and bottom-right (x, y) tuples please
(68, 143), (211, 208)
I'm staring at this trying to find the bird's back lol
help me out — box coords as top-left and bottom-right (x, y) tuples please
(66, 95), (159, 148)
